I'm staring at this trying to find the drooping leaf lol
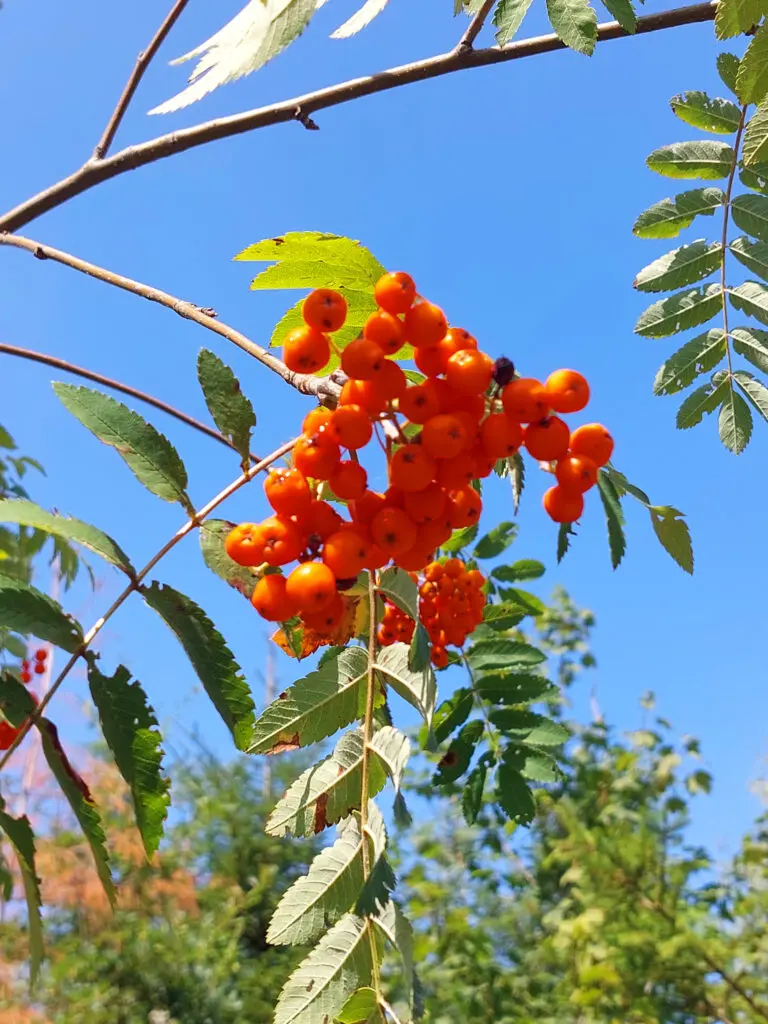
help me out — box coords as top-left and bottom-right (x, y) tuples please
(377, 567), (418, 621)
(199, 519), (261, 598)
(354, 848), (396, 919)
(714, 0), (764, 40)
(729, 280), (768, 325)
(599, 0), (636, 32)
(375, 642), (436, 726)
(491, 559), (546, 583)
(368, 725), (410, 795)
(335, 987), (380, 1024)
(597, 471), (627, 569)
(467, 638), (546, 673)
(509, 450), (525, 514)
(732, 325), (768, 372)
(633, 240), (722, 293)
(143, 583), (255, 750)
(53, 384), (190, 508)
(497, 587), (546, 616)
(545, 0), (598, 55)
(496, 758), (536, 824)
(197, 350), (256, 465)
(669, 92), (741, 135)
(38, 717), (116, 904)
(0, 798), (43, 988)
(736, 24), (768, 103)
(676, 374), (731, 428)
(462, 758), (489, 825)
(431, 688), (474, 746)
(633, 188), (725, 239)
(409, 621), (430, 673)
(493, 0), (536, 42)
(87, 663), (169, 857)
(718, 52), (741, 94)
(0, 499), (134, 577)
(634, 284), (722, 338)
(734, 368), (768, 422)
(490, 710), (570, 746)
(0, 574), (83, 652)
(274, 913), (376, 1024)
(433, 719), (484, 785)
(266, 730), (387, 837)
(474, 672), (554, 704)
(649, 506), (694, 574)
(653, 330), (727, 395)
(557, 522), (575, 563)
(151, 0), (318, 115)
(473, 521), (518, 559)
(718, 382), (753, 453)
(330, 0), (390, 38)
(731, 193), (768, 243)
(743, 97), (768, 167)
(371, 902), (422, 1021)
(646, 141), (735, 180)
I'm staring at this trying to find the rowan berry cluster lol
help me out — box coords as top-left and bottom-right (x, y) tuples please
(0, 650), (43, 750)
(225, 269), (614, 658)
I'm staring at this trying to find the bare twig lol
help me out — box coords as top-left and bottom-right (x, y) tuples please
(0, 437), (299, 773)
(0, 234), (344, 405)
(0, 341), (258, 458)
(0, 3), (717, 234)
(456, 0), (498, 51)
(93, 0), (191, 159)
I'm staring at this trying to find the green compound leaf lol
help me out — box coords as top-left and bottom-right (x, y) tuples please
(87, 663), (170, 857)
(744, 98), (768, 167)
(53, 384), (190, 509)
(0, 574), (83, 652)
(670, 92), (741, 135)
(597, 470), (627, 570)
(0, 797), (43, 989)
(442, 522), (479, 554)
(676, 374), (731, 429)
(736, 23), (768, 103)
(433, 720), (484, 786)
(734, 369), (768, 422)
(473, 521), (518, 559)
(462, 758), (490, 825)
(646, 141), (735, 180)
(545, 0), (598, 55)
(496, 758), (536, 825)
(732, 325), (768, 372)
(740, 161), (768, 194)
(0, 499), (134, 577)
(493, 0), (535, 43)
(730, 236), (768, 282)
(474, 672), (555, 704)
(377, 567), (418, 621)
(653, 330), (727, 396)
(467, 637), (546, 673)
(143, 583), (255, 751)
(731, 193), (768, 243)
(431, 688), (474, 746)
(718, 52), (742, 94)
(376, 642), (436, 726)
(718, 384), (753, 453)
(335, 987), (380, 1023)
(197, 350), (256, 465)
(633, 240), (722, 293)
(635, 284), (721, 338)
(633, 188), (725, 240)
(649, 506), (694, 574)
(729, 280), (768, 325)
(715, 0), (764, 39)
(491, 559), (546, 582)
(600, 0), (636, 33)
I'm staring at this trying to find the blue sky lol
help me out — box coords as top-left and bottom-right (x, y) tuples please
(1, 0), (763, 857)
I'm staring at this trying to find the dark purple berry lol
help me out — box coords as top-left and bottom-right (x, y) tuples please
(493, 357), (516, 387)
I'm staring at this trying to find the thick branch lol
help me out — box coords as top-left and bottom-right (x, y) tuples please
(0, 341), (252, 457)
(93, 0), (191, 159)
(0, 2), (717, 234)
(0, 233), (343, 405)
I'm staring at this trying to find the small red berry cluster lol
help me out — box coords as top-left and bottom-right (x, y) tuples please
(20, 648), (47, 685)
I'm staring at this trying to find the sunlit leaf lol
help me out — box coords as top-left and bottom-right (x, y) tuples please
(734, 368), (768, 422)
(646, 141), (734, 180)
(731, 193), (768, 243)
(669, 92), (741, 135)
(493, 0), (536, 42)
(653, 330), (727, 395)
(676, 374), (730, 428)
(718, 382), (753, 453)
(736, 23), (768, 103)
(714, 0), (763, 40)
(649, 506), (694, 574)
(197, 350), (256, 465)
(597, 471), (626, 569)
(732, 326), (768, 372)
(743, 97), (768, 167)
(729, 280), (768, 325)
(633, 240), (722, 293)
(633, 188), (725, 239)
(330, 0), (390, 38)
(635, 285), (721, 338)
(0, 574), (82, 652)
(545, 0), (598, 55)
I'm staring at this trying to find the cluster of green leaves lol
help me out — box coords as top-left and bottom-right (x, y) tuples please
(634, 52), (768, 453)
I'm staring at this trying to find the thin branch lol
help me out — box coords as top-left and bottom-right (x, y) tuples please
(0, 2), (717, 234)
(0, 233), (343, 405)
(93, 0), (191, 159)
(456, 0), (498, 51)
(0, 341), (256, 458)
(0, 437), (300, 773)
(720, 106), (748, 380)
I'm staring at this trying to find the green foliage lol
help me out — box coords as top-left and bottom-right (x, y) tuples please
(718, 380), (753, 452)
(493, 0), (536, 43)
(670, 92), (742, 134)
(197, 349), (256, 465)
(0, 796), (43, 988)
(0, 573), (83, 652)
(596, 471), (626, 569)
(545, 0), (598, 56)
(54, 383), (191, 509)
(473, 521), (518, 559)
(143, 582), (256, 750)
(715, 0), (765, 39)
(633, 240), (722, 292)
(635, 284), (722, 337)
(736, 23), (768, 102)
(633, 188), (725, 239)
(87, 662), (170, 856)
(744, 97), (768, 166)
(652, 329), (727, 395)
(200, 519), (262, 598)
(646, 140), (736, 180)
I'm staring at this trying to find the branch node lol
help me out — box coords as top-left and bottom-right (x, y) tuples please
(294, 106), (320, 131)
(33, 246), (48, 261)
(198, 306), (218, 318)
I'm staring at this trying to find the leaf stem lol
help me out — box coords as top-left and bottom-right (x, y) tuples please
(360, 571), (378, 874)
(0, 437), (299, 773)
(456, 0), (498, 51)
(721, 106), (748, 381)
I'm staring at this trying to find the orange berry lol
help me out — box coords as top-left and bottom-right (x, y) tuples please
(481, 414), (524, 459)
(294, 434), (341, 480)
(425, 561), (445, 581)
(467, 569), (485, 589)
(302, 289), (347, 333)
(404, 301), (448, 347)
(445, 349), (494, 396)
(471, 447), (497, 479)
(443, 558), (464, 578)
(378, 624), (398, 646)
(446, 486), (482, 528)
(421, 414), (468, 460)
(543, 485), (584, 523)
(282, 325), (331, 374)
(350, 489), (387, 526)
(395, 542), (433, 572)
(364, 310), (405, 355)
(303, 593), (345, 634)
(436, 452), (475, 490)
(399, 381), (441, 425)
(305, 499), (344, 541)
(339, 379), (387, 416)
(323, 529), (370, 578)
(341, 337), (386, 381)
(251, 574), (298, 622)
(0, 720), (22, 751)
(375, 271), (416, 315)
(502, 378), (549, 423)
(260, 516), (303, 567)
(376, 359), (407, 401)
(545, 369), (590, 414)
(330, 405), (373, 450)
(286, 562), (337, 613)
(452, 410), (480, 450)
(302, 406), (332, 435)
(524, 416), (571, 462)
(431, 646), (449, 669)
(441, 327), (477, 358)
(556, 454), (598, 493)
(420, 517), (453, 551)
(403, 482), (446, 524)
(414, 346), (446, 378)
(366, 544), (389, 570)
(388, 444), (437, 492)
(371, 507), (418, 556)
(225, 523), (265, 567)
(569, 423), (614, 467)
(329, 460), (368, 500)
(384, 485), (406, 509)
(264, 467), (312, 517)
